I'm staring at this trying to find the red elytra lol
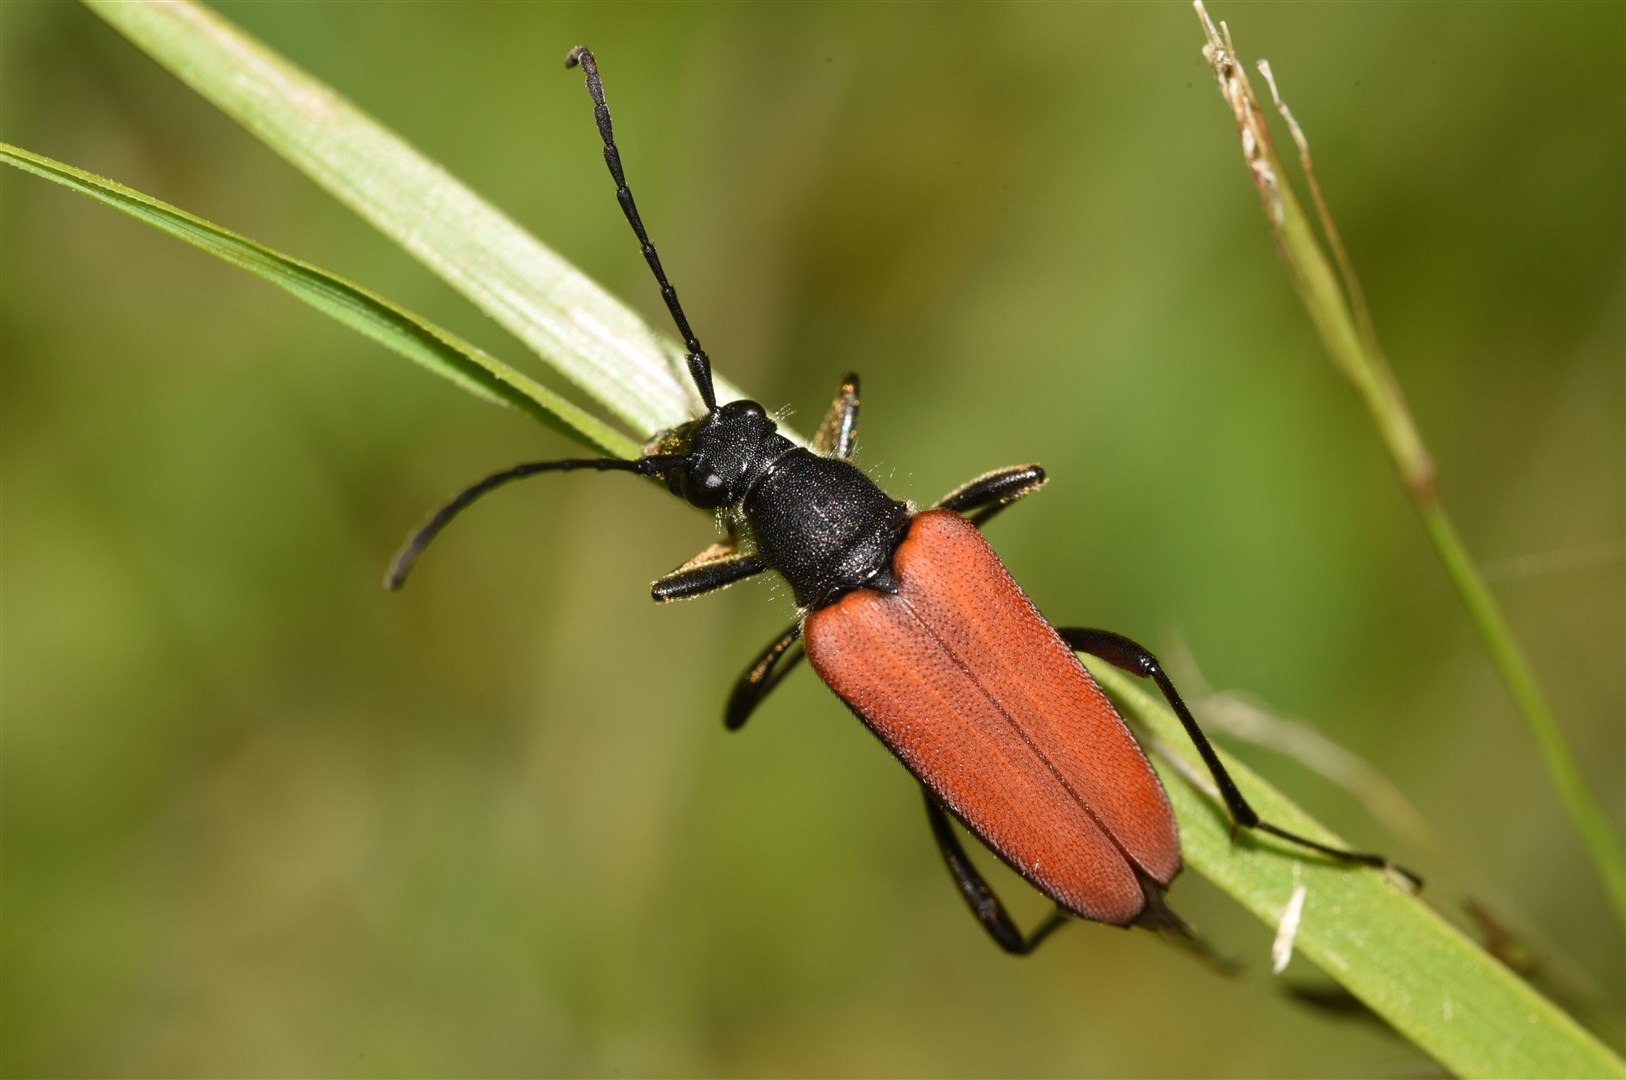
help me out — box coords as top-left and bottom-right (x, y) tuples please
(806, 509), (1180, 926)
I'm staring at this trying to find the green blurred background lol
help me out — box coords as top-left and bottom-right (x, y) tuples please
(3, 3), (1621, 1076)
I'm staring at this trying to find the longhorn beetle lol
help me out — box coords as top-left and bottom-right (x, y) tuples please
(388, 46), (1414, 955)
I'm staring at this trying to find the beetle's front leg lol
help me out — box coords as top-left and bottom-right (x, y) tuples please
(651, 544), (767, 602)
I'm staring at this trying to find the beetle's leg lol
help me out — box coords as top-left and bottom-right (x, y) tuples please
(934, 465), (1047, 527)
(652, 549), (766, 602)
(724, 624), (805, 730)
(1059, 627), (1420, 888)
(812, 373), (861, 460)
(923, 790), (1069, 955)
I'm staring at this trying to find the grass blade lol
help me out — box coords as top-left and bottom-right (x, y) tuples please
(0, 142), (638, 461)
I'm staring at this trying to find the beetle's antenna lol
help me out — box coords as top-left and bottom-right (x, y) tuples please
(565, 46), (717, 413)
(387, 454), (686, 590)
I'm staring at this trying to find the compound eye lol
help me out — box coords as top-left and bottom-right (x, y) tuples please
(687, 464), (729, 508)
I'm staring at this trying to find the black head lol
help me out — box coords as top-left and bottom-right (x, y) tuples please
(649, 399), (784, 509)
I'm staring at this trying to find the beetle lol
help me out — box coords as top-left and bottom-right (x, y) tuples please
(387, 46), (1411, 955)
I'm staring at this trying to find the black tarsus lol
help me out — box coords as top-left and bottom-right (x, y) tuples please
(922, 790), (1068, 955)
(386, 454), (686, 590)
(565, 46), (716, 412)
(1059, 627), (1422, 889)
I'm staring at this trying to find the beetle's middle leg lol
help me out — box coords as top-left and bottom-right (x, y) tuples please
(724, 623), (805, 731)
(934, 465), (1048, 527)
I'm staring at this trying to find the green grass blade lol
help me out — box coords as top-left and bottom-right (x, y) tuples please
(84, 0), (745, 438)
(0, 142), (638, 461)
(1088, 661), (1626, 1080)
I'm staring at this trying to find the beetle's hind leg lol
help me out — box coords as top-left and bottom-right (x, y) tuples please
(724, 623), (805, 730)
(934, 465), (1047, 528)
(923, 790), (1068, 955)
(1059, 627), (1420, 889)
